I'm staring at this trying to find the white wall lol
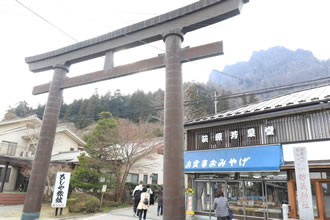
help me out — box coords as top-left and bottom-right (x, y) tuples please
(52, 132), (80, 155)
(129, 152), (163, 185)
(283, 140), (330, 162)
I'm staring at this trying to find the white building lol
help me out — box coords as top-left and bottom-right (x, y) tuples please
(0, 115), (85, 192)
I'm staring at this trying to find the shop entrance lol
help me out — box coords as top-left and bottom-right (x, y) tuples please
(194, 179), (288, 220)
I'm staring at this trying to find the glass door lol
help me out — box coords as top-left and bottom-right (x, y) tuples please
(245, 181), (265, 219)
(227, 181), (245, 218)
(265, 181), (288, 220)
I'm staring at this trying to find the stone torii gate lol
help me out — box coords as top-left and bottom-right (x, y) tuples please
(21, 0), (248, 219)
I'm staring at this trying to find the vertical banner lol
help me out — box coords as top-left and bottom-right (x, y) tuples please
(185, 188), (195, 215)
(51, 172), (71, 208)
(293, 147), (314, 220)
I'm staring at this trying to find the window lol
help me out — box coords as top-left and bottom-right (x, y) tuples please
(151, 173), (158, 184)
(143, 175), (148, 184)
(126, 173), (139, 184)
(0, 168), (11, 183)
(1, 141), (18, 156)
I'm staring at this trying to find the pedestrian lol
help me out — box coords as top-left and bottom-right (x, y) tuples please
(132, 181), (143, 216)
(157, 188), (163, 216)
(146, 184), (154, 205)
(137, 187), (150, 220)
(213, 189), (230, 220)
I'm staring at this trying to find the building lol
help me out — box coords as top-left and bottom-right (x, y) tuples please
(184, 85), (330, 220)
(127, 139), (164, 185)
(0, 115), (85, 193)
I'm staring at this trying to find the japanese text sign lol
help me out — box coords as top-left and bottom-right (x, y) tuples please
(51, 172), (71, 208)
(293, 147), (314, 220)
(184, 145), (283, 172)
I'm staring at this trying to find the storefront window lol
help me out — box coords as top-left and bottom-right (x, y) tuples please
(227, 181), (244, 216)
(245, 181), (265, 218)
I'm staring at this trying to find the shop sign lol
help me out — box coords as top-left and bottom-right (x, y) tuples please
(184, 145), (283, 172)
(185, 188), (194, 215)
(293, 147), (314, 220)
(264, 126), (274, 136)
(51, 172), (71, 208)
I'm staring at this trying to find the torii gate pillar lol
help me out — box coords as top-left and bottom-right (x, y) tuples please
(21, 64), (69, 220)
(163, 31), (185, 219)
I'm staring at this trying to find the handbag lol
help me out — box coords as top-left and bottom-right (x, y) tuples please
(143, 198), (148, 205)
(227, 209), (233, 220)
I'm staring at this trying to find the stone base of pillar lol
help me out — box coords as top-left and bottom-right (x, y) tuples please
(21, 212), (40, 220)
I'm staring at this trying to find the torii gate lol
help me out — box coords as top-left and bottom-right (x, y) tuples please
(21, 0), (248, 219)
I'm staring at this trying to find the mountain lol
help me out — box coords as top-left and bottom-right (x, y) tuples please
(208, 47), (330, 92)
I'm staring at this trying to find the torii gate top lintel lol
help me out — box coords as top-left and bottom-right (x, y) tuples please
(26, 0), (248, 73)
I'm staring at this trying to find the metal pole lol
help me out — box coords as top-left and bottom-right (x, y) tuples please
(163, 31), (185, 220)
(21, 64), (69, 220)
(0, 162), (9, 192)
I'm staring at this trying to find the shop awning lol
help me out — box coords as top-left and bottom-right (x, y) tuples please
(184, 145), (283, 172)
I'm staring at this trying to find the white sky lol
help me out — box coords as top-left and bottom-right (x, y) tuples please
(0, 0), (330, 118)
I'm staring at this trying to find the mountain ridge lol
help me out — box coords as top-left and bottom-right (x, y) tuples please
(208, 46), (330, 93)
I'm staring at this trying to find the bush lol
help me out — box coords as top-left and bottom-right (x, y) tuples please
(68, 193), (100, 213)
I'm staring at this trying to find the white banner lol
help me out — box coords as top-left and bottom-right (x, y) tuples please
(293, 147), (314, 220)
(51, 172), (71, 208)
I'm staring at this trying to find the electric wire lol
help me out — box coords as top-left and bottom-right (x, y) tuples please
(11, 1), (330, 121)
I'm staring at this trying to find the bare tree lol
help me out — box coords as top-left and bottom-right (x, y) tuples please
(83, 113), (162, 202)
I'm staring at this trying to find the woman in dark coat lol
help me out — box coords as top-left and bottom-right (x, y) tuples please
(157, 188), (163, 216)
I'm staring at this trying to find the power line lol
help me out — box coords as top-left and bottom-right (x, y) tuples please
(15, 0), (78, 42)
(12, 2), (330, 120)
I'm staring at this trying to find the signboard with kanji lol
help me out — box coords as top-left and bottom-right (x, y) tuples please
(293, 147), (314, 220)
(185, 188), (194, 215)
(51, 172), (71, 208)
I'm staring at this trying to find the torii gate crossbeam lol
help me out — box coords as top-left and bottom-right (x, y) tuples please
(21, 0), (248, 219)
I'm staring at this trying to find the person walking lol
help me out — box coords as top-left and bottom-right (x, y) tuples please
(146, 184), (154, 205)
(213, 189), (230, 220)
(157, 188), (163, 216)
(137, 187), (150, 220)
(132, 181), (143, 216)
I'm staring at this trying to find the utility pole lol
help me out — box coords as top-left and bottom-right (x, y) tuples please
(214, 91), (218, 114)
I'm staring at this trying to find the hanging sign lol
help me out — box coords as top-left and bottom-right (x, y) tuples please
(293, 147), (314, 220)
(51, 172), (71, 208)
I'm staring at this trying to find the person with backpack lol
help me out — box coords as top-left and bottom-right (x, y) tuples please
(137, 187), (150, 220)
(132, 181), (143, 216)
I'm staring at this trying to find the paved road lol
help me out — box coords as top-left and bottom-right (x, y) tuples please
(0, 204), (163, 220)
(71, 205), (163, 220)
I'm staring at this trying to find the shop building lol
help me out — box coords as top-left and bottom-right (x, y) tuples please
(184, 85), (330, 220)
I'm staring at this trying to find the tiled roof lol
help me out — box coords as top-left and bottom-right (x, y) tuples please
(185, 84), (330, 126)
